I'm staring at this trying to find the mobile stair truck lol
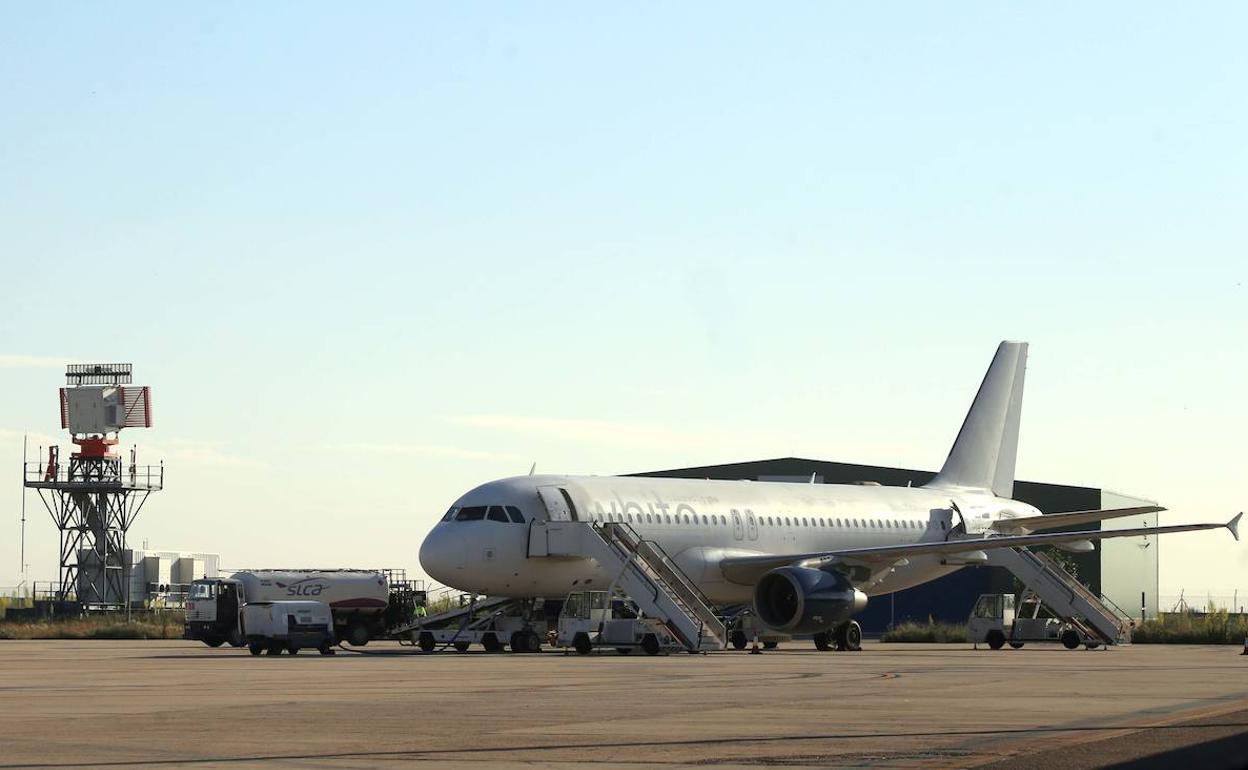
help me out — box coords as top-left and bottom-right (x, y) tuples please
(968, 590), (1101, 650)
(185, 569), (420, 648)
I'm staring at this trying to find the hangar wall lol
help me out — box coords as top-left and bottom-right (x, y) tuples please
(637, 457), (1153, 632)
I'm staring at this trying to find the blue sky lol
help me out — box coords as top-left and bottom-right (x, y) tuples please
(2, 4), (1245, 600)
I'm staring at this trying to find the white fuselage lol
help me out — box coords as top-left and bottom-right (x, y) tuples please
(419, 474), (1039, 605)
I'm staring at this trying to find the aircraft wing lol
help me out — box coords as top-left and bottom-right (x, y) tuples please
(719, 513), (1241, 586)
(991, 505), (1164, 533)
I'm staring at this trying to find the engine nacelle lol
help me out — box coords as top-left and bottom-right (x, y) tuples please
(753, 566), (868, 634)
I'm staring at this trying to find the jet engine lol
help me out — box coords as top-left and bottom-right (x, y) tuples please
(752, 566), (868, 634)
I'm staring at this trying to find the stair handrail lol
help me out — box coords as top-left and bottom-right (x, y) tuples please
(594, 522), (725, 643)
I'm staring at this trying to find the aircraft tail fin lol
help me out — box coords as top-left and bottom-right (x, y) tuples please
(926, 341), (1028, 498)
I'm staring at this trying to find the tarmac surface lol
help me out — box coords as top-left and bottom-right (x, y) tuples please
(1, 640), (1247, 769)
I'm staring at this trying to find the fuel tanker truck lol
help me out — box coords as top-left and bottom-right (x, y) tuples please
(184, 569), (419, 647)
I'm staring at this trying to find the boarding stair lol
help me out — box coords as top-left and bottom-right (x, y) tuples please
(986, 546), (1133, 645)
(530, 520), (727, 651)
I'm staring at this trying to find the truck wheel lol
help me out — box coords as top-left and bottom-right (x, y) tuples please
(730, 629), (748, 650)
(204, 639), (224, 648)
(453, 641), (471, 653)
(641, 634), (661, 656)
(418, 632), (436, 653)
(615, 648), (632, 655)
(482, 633), (502, 653)
(986, 630), (1006, 650)
(319, 645), (335, 656)
(1009, 642), (1025, 649)
(266, 644), (283, 655)
(813, 631), (832, 651)
(525, 630), (543, 653)
(573, 632), (593, 655)
(287, 645), (300, 655)
(248, 642), (263, 656)
(346, 624), (370, 647)
(1060, 629), (1080, 650)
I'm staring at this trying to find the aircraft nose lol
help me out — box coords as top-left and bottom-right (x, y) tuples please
(419, 525), (467, 584)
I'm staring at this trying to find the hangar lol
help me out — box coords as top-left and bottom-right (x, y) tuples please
(635, 458), (1158, 633)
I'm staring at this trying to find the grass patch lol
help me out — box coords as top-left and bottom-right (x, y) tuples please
(881, 620), (968, 643)
(1132, 610), (1248, 644)
(0, 612), (185, 640)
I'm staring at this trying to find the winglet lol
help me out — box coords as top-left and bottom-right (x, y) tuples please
(1229, 512), (1242, 542)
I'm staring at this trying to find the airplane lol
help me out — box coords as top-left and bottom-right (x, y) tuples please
(419, 341), (1240, 648)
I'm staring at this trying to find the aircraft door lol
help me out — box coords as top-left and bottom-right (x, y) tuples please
(730, 510), (744, 541)
(744, 509), (758, 541)
(537, 486), (578, 521)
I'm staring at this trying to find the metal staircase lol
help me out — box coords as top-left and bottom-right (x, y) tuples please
(530, 520), (727, 651)
(986, 546), (1133, 645)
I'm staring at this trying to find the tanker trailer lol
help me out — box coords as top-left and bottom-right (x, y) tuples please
(186, 569), (411, 647)
(232, 570), (390, 646)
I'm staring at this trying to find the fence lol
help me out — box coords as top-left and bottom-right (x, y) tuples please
(1159, 592), (1247, 615)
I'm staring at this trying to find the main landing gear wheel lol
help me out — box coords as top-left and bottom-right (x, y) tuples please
(205, 639), (224, 648)
(615, 648), (632, 655)
(1009, 641), (1025, 649)
(813, 631), (833, 651)
(762, 641), (779, 650)
(835, 621), (863, 652)
(287, 645), (300, 655)
(573, 632), (593, 655)
(453, 641), (471, 653)
(248, 642), (263, 656)
(641, 634), (661, 656)
(1060, 629), (1080, 650)
(418, 632), (436, 652)
(730, 629), (748, 650)
(986, 630), (1006, 650)
(265, 644), (283, 655)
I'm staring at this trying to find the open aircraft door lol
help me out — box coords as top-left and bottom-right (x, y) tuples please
(529, 486), (579, 558)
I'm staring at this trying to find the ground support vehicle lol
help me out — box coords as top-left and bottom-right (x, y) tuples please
(406, 595), (547, 653)
(556, 590), (691, 656)
(185, 569), (421, 648)
(241, 601), (336, 656)
(969, 591), (1100, 650)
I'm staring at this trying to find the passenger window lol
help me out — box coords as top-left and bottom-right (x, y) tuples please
(455, 506), (487, 521)
(506, 506), (525, 523)
(645, 513), (653, 524)
(487, 506), (509, 523)
(664, 514), (671, 524)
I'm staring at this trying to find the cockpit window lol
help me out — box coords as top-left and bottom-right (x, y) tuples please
(506, 506), (525, 523)
(487, 506), (509, 523)
(442, 507), (458, 522)
(455, 506), (487, 521)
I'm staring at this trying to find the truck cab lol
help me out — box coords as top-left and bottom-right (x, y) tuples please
(185, 578), (245, 647)
(968, 591), (1098, 650)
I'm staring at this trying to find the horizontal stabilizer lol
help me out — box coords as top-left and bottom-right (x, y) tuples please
(992, 505), (1165, 534)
